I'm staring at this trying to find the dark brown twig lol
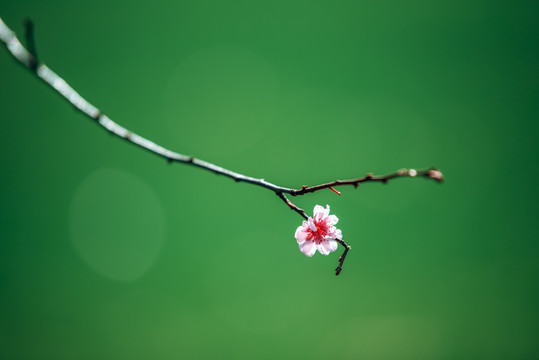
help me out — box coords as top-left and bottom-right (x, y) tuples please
(335, 239), (351, 276)
(291, 168), (443, 196)
(276, 192), (308, 220)
(0, 17), (443, 276)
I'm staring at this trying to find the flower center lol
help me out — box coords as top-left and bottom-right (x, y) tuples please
(307, 218), (329, 244)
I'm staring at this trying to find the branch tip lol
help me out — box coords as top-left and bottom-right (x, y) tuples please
(335, 239), (351, 275)
(428, 169), (444, 182)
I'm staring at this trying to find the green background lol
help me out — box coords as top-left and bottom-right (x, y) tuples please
(1, 1), (538, 359)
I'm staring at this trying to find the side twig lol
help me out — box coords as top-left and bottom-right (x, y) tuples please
(0, 17), (443, 275)
(276, 192), (308, 220)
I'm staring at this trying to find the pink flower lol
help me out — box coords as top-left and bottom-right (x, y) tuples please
(294, 205), (342, 257)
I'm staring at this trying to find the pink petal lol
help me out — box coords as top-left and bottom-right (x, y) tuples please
(318, 240), (338, 255)
(326, 226), (336, 237)
(326, 214), (339, 226)
(317, 242), (330, 255)
(300, 241), (316, 257)
(313, 205), (329, 221)
(308, 217), (317, 232)
(295, 225), (309, 244)
(313, 205), (325, 215)
(334, 229), (343, 240)
(327, 239), (338, 252)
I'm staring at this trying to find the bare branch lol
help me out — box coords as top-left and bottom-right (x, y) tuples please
(0, 17), (294, 194)
(0, 17), (443, 276)
(291, 168), (443, 196)
(276, 192), (308, 220)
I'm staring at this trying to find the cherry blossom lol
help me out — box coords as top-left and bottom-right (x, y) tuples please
(294, 205), (342, 257)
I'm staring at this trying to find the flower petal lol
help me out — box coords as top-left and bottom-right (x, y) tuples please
(317, 242), (331, 255)
(325, 226), (336, 239)
(313, 204), (329, 221)
(326, 239), (338, 252)
(326, 214), (339, 226)
(313, 204), (325, 216)
(300, 241), (316, 257)
(295, 225), (309, 244)
(308, 217), (317, 232)
(333, 229), (343, 240)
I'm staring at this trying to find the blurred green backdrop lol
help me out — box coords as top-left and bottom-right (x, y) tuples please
(1, 1), (538, 359)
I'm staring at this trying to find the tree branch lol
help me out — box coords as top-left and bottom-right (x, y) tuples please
(0, 17), (443, 276)
(290, 168), (443, 196)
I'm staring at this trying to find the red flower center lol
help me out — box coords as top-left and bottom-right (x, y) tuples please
(306, 219), (329, 244)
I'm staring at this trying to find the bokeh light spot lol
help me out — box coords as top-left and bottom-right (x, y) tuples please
(69, 168), (165, 281)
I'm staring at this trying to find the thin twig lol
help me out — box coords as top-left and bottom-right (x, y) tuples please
(276, 192), (308, 220)
(335, 239), (351, 276)
(0, 17), (443, 275)
(291, 168), (443, 196)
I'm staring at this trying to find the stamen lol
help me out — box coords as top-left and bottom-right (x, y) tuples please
(330, 187), (341, 195)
